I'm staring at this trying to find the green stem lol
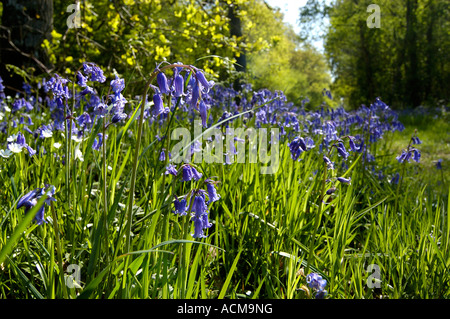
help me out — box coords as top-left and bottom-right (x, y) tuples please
(305, 156), (328, 275)
(102, 118), (110, 263)
(51, 202), (69, 299)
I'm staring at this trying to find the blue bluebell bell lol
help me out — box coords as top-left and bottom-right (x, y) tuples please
(190, 193), (211, 238)
(199, 100), (208, 127)
(174, 73), (184, 97)
(391, 172), (400, 185)
(323, 155), (334, 170)
(165, 164), (178, 176)
(337, 176), (351, 184)
(16, 185), (57, 225)
(156, 71), (170, 94)
(173, 198), (187, 216)
(153, 93), (165, 116)
(206, 182), (220, 204)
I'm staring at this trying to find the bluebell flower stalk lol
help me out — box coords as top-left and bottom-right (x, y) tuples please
(124, 63), (204, 254)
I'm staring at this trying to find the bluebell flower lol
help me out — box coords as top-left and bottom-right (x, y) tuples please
(390, 172), (400, 185)
(173, 198), (187, 216)
(181, 164), (203, 182)
(206, 182), (220, 204)
(16, 185), (57, 225)
(323, 155), (334, 170)
(92, 133), (105, 151)
(315, 289), (328, 299)
(412, 148), (421, 163)
(7, 132), (35, 156)
(153, 93), (165, 116)
(348, 136), (360, 152)
(306, 272), (327, 291)
(195, 70), (214, 93)
(159, 150), (166, 161)
(77, 112), (92, 128)
(182, 165), (193, 181)
(111, 112), (127, 123)
(306, 272), (328, 299)
(189, 81), (200, 108)
(191, 166), (203, 181)
(156, 71), (170, 94)
(199, 100), (208, 127)
(76, 71), (88, 87)
(336, 142), (349, 160)
(396, 150), (408, 163)
(435, 159), (442, 170)
(93, 102), (108, 118)
(412, 136), (422, 145)
(110, 75), (125, 94)
(174, 73), (185, 97)
(337, 176), (351, 184)
(190, 193), (211, 239)
(165, 164), (178, 176)
(289, 136), (307, 161)
(82, 62), (106, 83)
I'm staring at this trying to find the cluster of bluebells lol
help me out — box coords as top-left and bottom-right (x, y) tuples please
(306, 272), (328, 299)
(0, 63), (130, 163)
(16, 185), (57, 225)
(198, 85), (405, 180)
(396, 134), (422, 164)
(167, 162), (221, 239)
(146, 64), (223, 239)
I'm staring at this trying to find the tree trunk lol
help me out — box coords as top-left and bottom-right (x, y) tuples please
(227, 2), (246, 93)
(0, 0), (53, 94)
(404, 0), (421, 107)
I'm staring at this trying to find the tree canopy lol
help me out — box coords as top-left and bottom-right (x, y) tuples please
(300, 0), (450, 109)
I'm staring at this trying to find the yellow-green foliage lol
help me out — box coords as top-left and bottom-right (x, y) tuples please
(243, 0), (332, 107)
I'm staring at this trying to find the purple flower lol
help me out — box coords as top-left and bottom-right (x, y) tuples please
(199, 100), (208, 127)
(336, 142), (349, 160)
(110, 75), (125, 93)
(195, 70), (214, 93)
(306, 273), (327, 291)
(16, 185), (57, 225)
(206, 182), (220, 204)
(348, 136), (360, 152)
(156, 71), (170, 94)
(153, 93), (165, 116)
(92, 133), (105, 151)
(174, 73), (184, 97)
(165, 164), (178, 176)
(111, 112), (127, 123)
(77, 112), (92, 128)
(159, 150), (166, 161)
(435, 159), (442, 170)
(191, 166), (203, 181)
(337, 176), (351, 184)
(391, 172), (400, 184)
(323, 155), (334, 170)
(190, 193), (211, 238)
(289, 136), (307, 161)
(306, 272), (327, 299)
(173, 198), (187, 216)
(82, 62), (106, 83)
(412, 148), (421, 163)
(189, 81), (200, 108)
(412, 136), (422, 145)
(76, 71), (88, 87)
